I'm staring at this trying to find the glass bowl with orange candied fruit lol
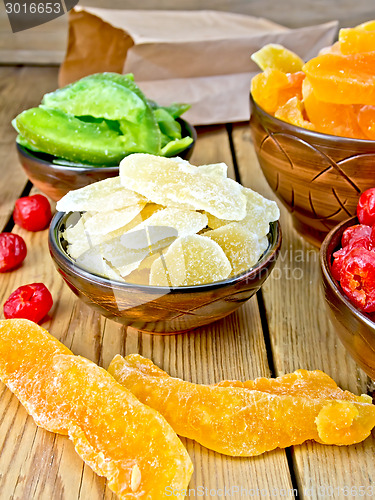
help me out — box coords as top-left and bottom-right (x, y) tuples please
(249, 20), (375, 247)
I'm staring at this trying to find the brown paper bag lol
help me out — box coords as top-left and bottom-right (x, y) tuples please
(59, 8), (338, 125)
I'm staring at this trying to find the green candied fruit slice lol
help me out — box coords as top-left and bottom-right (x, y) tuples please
(161, 136), (193, 157)
(15, 134), (41, 153)
(161, 103), (191, 118)
(42, 76), (146, 124)
(119, 118), (161, 155)
(154, 108), (182, 140)
(15, 107), (128, 165)
(90, 73), (161, 154)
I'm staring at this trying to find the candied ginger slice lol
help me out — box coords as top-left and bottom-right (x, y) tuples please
(76, 225), (176, 278)
(108, 354), (375, 457)
(83, 203), (146, 236)
(133, 208), (208, 238)
(119, 153), (246, 220)
(204, 186), (279, 236)
(237, 187), (280, 238)
(56, 176), (146, 213)
(198, 162), (228, 179)
(204, 211), (231, 230)
(0, 320), (193, 498)
(64, 210), (150, 261)
(205, 223), (264, 277)
(149, 234), (231, 286)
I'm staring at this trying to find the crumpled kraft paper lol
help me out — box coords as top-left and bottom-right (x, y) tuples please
(59, 7), (338, 125)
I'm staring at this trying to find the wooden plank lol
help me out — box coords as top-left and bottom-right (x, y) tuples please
(233, 123), (375, 499)
(0, 125), (294, 497)
(0, 66), (58, 231)
(1, 0), (375, 64)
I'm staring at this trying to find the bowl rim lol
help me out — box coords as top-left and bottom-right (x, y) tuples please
(49, 210), (282, 294)
(320, 215), (375, 328)
(250, 93), (375, 146)
(16, 117), (197, 171)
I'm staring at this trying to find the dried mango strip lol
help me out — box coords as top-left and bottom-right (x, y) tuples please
(108, 354), (375, 457)
(0, 319), (193, 499)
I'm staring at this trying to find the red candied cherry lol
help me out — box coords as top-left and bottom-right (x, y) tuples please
(0, 233), (27, 272)
(332, 225), (373, 281)
(357, 188), (375, 226)
(341, 224), (372, 249)
(13, 194), (52, 231)
(3, 283), (53, 323)
(340, 247), (375, 313)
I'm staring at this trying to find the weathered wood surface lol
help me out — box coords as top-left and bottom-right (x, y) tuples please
(1, 0), (375, 64)
(0, 65), (374, 499)
(233, 124), (375, 499)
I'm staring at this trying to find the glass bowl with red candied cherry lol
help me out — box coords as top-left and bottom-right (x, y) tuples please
(330, 188), (375, 315)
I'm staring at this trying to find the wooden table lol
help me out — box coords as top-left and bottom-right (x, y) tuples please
(0, 66), (374, 500)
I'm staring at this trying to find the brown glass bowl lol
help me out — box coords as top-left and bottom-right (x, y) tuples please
(17, 118), (197, 202)
(250, 94), (375, 247)
(320, 216), (375, 379)
(48, 212), (281, 335)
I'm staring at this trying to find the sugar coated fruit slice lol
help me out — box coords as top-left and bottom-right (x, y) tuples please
(274, 96), (315, 130)
(119, 154), (247, 220)
(0, 320), (193, 498)
(251, 44), (304, 73)
(132, 207), (208, 238)
(83, 203), (146, 236)
(302, 52), (375, 105)
(238, 187), (280, 238)
(56, 176), (146, 213)
(108, 354), (375, 457)
(339, 21), (375, 55)
(64, 204), (164, 261)
(198, 162), (228, 179)
(302, 78), (365, 138)
(204, 187), (278, 237)
(204, 223), (266, 277)
(76, 225), (177, 278)
(149, 234), (231, 286)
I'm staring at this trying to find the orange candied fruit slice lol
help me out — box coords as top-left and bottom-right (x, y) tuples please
(318, 41), (342, 56)
(274, 96), (315, 130)
(108, 354), (375, 457)
(357, 105), (375, 140)
(302, 52), (375, 105)
(339, 20), (375, 55)
(0, 319), (193, 499)
(302, 78), (365, 138)
(251, 69), (305, 114)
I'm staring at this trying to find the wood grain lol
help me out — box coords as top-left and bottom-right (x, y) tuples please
(0, 122), (294, 498)
(234, 123), (375, 500)
(0, 66), (58, 230)
(1, 0), (375, 64)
